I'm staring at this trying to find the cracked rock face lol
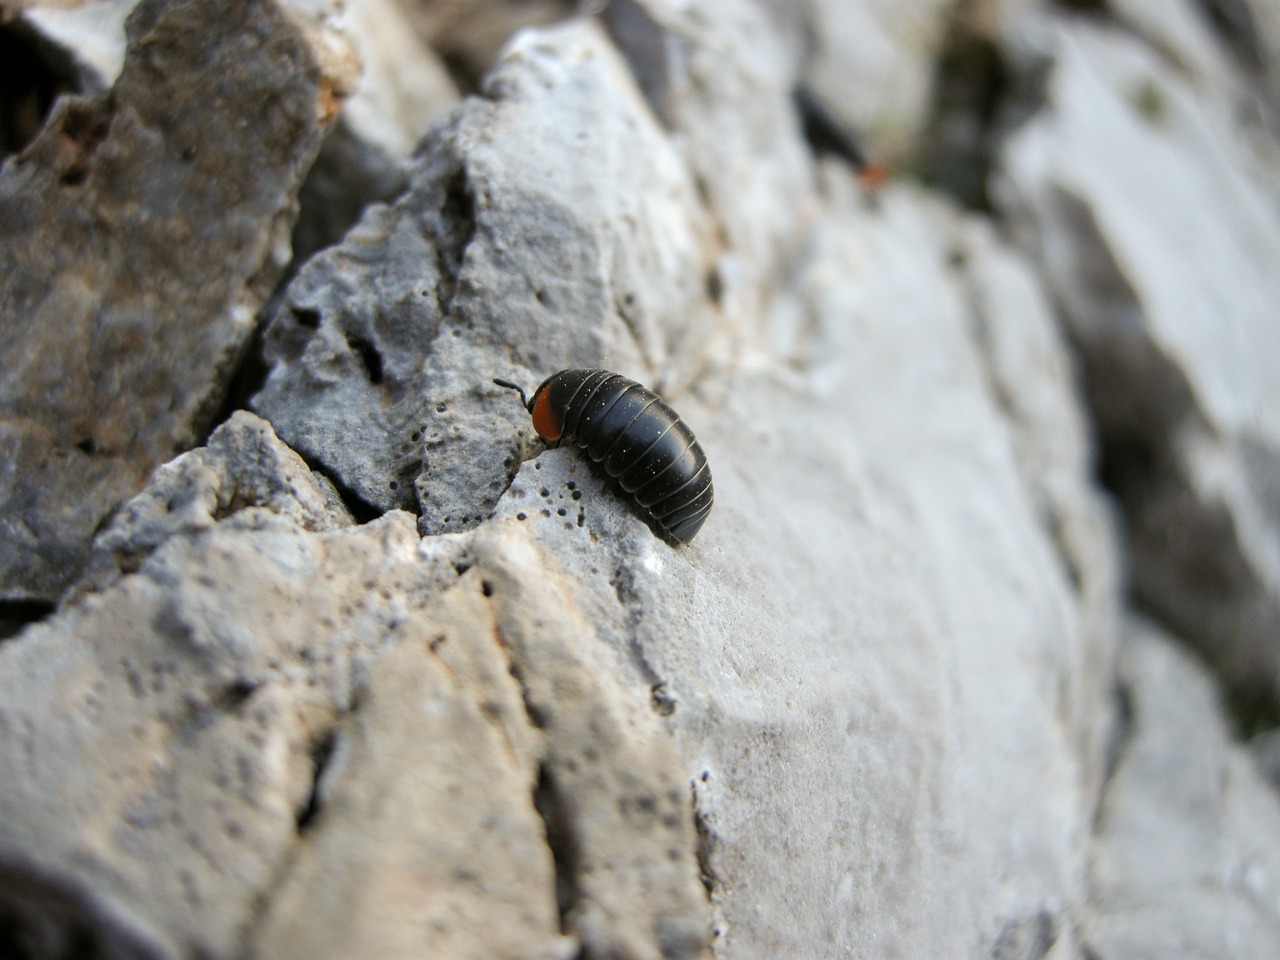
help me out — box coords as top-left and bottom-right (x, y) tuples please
(3, 0), (1280, 957)
(1086, 616), (1280, 959)
(996, 14), (1280, 720)
(0, 456), (710, 958)
(252, 19), (722, 532)
(0, 0), (356, 604)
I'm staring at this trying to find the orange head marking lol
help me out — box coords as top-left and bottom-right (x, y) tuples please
(530, 385), (563, 442)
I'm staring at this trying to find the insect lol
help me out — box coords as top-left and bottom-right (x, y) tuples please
(493, 369), (714, 544)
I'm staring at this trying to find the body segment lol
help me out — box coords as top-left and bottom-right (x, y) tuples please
(496, 369), (714, 544)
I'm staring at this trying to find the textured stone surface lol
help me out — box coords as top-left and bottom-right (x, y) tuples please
(0, 511), (424, 959)
(758, 0), (955, 163)
(490, 181), (1113, 957)
(14, 1), (132, 91)
(249, 569), (568, 960)
(1085, 616), (1280, 959)
(2, 0), (1280, 957)
(0, 0), (357, 604)
(996, 13), (1280, 719)
(76, 411), (351, 594)
(252, 18), (719, 531)
(290, 0), (459, 263)
(0, 500), (711, 958)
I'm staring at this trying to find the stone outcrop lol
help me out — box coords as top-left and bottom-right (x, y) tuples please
(1, 0), (1278, 958)
(0, 0), (357, 603)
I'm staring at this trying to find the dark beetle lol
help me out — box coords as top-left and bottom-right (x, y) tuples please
(494, 369), (714, 544)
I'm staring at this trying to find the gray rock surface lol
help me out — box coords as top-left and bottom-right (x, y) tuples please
(0, 454), (711, 958)
(996, 10), (1280, 719)
(0, 0), (357, 604)
(252, 18), (720, 530)
(1085, 616), (1280, 959)
(2, 0), (1280, 958)
(290, 0), (460, 263)
(477, 171), (1116, 955)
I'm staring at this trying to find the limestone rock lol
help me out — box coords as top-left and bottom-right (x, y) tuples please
(0, 0), (358, 604)
(249, 570), (569, 960)
(490, 181), (1116, 958)
(77, 411), (351, 594)
(252, 19), (719, 533)
(0, 511), (428, 959)
(0, 497), (712, 958)
(388, 0), (575, 87)
(290, 0), (460, 263)
(996, 15), (1280, 718)
(1084, 616), (1280, 959)
(4, 0), (1279, 958)
(13, 1), (132, 92)
(758, 0), (956, 163)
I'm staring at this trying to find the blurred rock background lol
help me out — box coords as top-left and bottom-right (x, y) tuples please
(0, 0), (1278, 957)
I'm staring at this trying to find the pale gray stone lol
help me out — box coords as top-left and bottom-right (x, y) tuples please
(249, 571), (571, 960)
(758, 0), (955, 163)
(491, 182), (1115, 958)
(252, 20), (717, 533)
(3, 1), (1279, 958)
(290, 0), (460, 262)
(996, 16), (1280, 717)
(76, 411), (351, 594)
(0, 505), (713, 958)
(0, 0), (358, 604)
(1084, 616), (1280, 960)
(0, 511), (430, 958)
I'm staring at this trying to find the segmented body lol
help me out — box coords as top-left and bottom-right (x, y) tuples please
(501, 369), (714, 544)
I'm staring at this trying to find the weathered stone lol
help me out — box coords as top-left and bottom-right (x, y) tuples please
(758, 0), (956, 163)
(12, 1), (132, 92)
(601, 0), (811, 340)
(249, 571), (570, 960)
(996, 15), (1280, 718)
(252, 20), (718, 533)
(4, 1), (1279, 958)
(290, 0), (459, 263)
(388, 0), (574, 87)
(1084, 616), (1280, 960)
(76, 410), (351, 595)
(0, 0), (358, 604)
(490, 181), (1115, 958)
(0, 502), (716, 958)
(0, 511), (427, 958)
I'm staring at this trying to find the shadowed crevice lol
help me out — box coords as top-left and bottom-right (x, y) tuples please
(0, 599), (55, 641)
(295, 731), (339, 834)
(532, 762), (581, 933)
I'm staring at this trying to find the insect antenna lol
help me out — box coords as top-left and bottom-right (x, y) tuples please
(492, 377), (533, 412)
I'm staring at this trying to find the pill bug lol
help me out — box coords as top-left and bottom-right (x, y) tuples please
(493, 369), (714, 544)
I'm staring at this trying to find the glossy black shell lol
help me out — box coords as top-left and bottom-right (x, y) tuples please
(531, 369), (713, 544)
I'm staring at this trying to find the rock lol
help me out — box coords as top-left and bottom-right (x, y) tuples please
(995, 15), (1280, 719)
(252, 19), (719, 533)
(290, 0), (460, 263)
(12, 1), (132, 92)
(758, 0), (956, 164)
(1084, 616), (1280, 960)
(490, 180), (1116, 957)
(0, 511), (428, 959)
(601, 0), (811, 328)
(5, 0), (1279, 957)
(76, 411), (351, 595)
(388, 0), (575, 88)
(0, 497), (711, 958)
(249, 570), (569, 960)
(0, 0), (358, 605)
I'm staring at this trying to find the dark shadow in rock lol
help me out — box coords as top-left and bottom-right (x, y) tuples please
(918, 13), (1011, 211)
(0, 599), (55, 642)
(0, 18), (85, 158)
